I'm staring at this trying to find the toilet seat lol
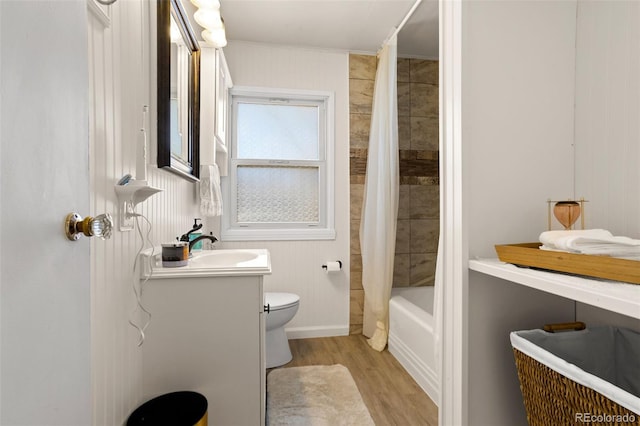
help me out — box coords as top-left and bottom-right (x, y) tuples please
(265, 292), (299, 311)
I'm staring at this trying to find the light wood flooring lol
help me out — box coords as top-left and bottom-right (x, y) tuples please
(269, 334), (438, 426)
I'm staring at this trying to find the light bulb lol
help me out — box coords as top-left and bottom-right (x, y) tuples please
(202, 28), (227, 47)
(191, 0), (220, 9)
(194, 8), (223, 30)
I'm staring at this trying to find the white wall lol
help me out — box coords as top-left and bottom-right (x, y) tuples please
(464, 1), (578, 255)
(462, 1), (578, 424)
(1, 2), (91, 424)
(88, 1), (201, 424)
(573, 0), (640, 335)
(221, 42), (351, 337)
(574, 0), (640, 238)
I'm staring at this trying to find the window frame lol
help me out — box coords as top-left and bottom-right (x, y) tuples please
(221, 86), (335, 241)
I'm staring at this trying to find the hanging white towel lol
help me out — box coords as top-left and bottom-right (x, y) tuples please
(200, 164), (223, 217)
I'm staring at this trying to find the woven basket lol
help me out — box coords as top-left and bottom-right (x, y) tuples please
(513, 348), (639, 425)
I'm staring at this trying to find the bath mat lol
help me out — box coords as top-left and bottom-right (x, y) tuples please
(267, 364), (375, 426)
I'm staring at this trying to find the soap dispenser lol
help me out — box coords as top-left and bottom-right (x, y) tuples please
(189, 218), (203, 251)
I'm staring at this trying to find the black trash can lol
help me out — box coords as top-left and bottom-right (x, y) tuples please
(127, 391), (208, 426)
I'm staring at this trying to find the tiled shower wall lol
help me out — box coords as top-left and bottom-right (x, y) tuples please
(349, 54), (439, 334)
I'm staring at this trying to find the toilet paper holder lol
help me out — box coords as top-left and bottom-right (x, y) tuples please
(321, 261), (342, 270)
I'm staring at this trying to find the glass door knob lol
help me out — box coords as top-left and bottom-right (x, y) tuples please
(65, 212), (113, 241)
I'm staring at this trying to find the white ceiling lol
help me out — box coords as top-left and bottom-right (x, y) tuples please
(184, 0), (439, 59)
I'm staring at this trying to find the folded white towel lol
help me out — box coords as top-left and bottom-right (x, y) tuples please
(539, 229), (613, 248)
(200, 164), (223, 217)
(563, 235), (640, 258)
(539, 229), (640, 259)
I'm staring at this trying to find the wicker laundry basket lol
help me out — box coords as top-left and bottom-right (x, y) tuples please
(511, 323), (640, 426)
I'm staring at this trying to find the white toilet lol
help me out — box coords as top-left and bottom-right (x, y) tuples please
(264, 292), (300, 368)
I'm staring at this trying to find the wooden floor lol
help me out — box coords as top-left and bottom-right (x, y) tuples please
(269, 334), (438, 426)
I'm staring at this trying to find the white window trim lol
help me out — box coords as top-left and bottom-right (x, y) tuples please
(221, 86), (336, 241)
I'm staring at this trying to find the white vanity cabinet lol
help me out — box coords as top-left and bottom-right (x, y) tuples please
(141, 273), (266, 425)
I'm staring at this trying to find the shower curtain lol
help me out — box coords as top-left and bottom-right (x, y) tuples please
(360, 35), (399, 352)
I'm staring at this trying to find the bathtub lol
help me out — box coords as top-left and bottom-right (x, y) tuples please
(388, 286), (439, 404)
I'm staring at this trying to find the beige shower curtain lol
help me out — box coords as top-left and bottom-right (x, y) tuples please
(360, 35), (399, 351)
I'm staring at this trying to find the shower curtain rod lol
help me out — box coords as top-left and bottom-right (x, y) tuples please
(379, 0), (423, 50)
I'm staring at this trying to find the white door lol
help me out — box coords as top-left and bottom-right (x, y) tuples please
(0, 2), (92, 424)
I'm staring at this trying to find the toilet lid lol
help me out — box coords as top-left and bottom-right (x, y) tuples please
(265, 292), (299, 311)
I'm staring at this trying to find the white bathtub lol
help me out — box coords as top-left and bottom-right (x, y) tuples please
(388, 286), (439, 404)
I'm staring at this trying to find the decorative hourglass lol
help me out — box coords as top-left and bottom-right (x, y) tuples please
(547, 198), (588, 230)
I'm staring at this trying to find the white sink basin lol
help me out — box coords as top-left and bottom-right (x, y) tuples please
(141, 248), (271, 278)
(189, 250), (260, 267)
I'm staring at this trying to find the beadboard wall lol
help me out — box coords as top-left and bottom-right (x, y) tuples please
(573, 0), (640, 238)
(572, 0), (640, 336)
(88, 1), (199, 424)
(220, 41), (351, 339)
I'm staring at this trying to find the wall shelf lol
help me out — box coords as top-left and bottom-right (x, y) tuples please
(114, 179), (163, 231)
(469, 258), (640, 320)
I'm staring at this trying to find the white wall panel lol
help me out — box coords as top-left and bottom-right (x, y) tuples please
(574, 0), (640, 238)
(88, 1), (199, 425)
(462, 1), (578, 424)
(221, 42), (351, 336)
(572, 0), (640, 345)
(464, 1), (577, 258)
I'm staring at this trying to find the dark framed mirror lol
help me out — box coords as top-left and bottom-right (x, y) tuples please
(157, 0), (201, 181)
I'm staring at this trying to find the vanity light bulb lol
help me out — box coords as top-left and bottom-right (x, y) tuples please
(202, 29), (227, 48)
(194, 8), (223, 30)
(191, 0), (220, 9)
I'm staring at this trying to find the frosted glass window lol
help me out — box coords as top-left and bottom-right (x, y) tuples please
(237, 166), (319, 223)
(223, 88), (335, 241)
(236, 103), (319, 160)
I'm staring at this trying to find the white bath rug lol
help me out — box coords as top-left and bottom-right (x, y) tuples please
(267, 364), (375, 426)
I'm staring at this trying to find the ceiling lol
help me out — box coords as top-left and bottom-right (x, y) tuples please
(184, 0), (439, 59)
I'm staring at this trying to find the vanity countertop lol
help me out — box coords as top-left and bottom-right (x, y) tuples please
(140, 248), (271, 279)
